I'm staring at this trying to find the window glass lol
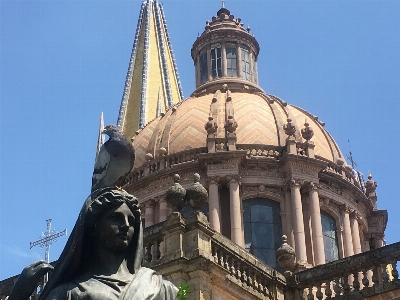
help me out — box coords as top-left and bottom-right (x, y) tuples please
(321, 211), (339, 262)
(199, 49), (208, 84)
(226, 43), (237, 77)
(243, 198), (282, 270)
(211, 43), (222, 79)
(241, 45), (251, 80)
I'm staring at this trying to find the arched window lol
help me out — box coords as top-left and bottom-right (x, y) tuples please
(211, 43), (222, 79)
(321, 211), (339, 262)
(243, 198), (282, 269)
(241, 45), (251, 80)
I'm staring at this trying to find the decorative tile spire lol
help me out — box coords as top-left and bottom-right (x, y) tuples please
(117, 0), (184, 142)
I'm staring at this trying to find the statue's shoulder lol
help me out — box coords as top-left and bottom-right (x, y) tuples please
(44, 282), (73, 300)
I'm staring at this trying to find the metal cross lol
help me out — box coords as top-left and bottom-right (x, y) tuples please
(30, 219), (67, 283)
(222, 0), (225, 8)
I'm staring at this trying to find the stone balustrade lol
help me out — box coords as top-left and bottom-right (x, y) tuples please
(236, 144), (281, 159)
(142, 211), (286, 299)
(127, 148), (207, 184)
(286, 241), (400, 300)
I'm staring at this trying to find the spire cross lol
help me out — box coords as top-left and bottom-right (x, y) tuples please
(30, 219), (67, 283)
(222, 0), (225, 8)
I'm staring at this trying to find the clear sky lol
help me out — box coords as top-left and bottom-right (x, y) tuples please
(1, 0), (399, 279)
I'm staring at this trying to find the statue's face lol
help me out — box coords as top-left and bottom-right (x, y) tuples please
(93, 203), (135, 252)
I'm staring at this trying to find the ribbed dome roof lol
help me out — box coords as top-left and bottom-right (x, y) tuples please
(131, 90), (343, 169)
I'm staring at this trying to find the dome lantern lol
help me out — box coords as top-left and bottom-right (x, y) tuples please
(191, 6), (262, 95)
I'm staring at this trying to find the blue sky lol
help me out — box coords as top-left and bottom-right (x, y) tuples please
(1, 0), (399, 279)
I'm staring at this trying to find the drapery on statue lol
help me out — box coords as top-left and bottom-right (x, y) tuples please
(8, 188), (178, 300)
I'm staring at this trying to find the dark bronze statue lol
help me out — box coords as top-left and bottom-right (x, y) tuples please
(9, 188), (177, 300)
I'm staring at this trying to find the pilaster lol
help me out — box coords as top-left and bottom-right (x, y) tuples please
(307, 182), (325, 265)
(340, 205), (354, 257)
(289, 179), (307, 265)
(144, 199), (156, 228)
(207, 176), (221, 233)
(228, 175), (244, 247)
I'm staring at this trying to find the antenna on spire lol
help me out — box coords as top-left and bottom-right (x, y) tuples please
(222, 0), (225, 8)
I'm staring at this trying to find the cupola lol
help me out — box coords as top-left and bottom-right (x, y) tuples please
(191, 6), (262, 95)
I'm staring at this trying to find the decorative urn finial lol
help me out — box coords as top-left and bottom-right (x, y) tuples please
(283, 118), (296, 137)
(365, 172), (378, 196)
(205, 116), (218, 135)
(301, 120), (314, 141)
(224, 115), (238, 133)
(276, 235), (296, 274)
(166, 174), (186, 212)
(186, 173), (208, 211)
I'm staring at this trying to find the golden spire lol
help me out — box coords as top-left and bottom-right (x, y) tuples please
(117, 0), (183, 141)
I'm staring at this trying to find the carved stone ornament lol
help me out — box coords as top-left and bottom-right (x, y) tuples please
(301, 120), (314, 141)
(276, 235), (296, 274)
(205, 116), (218, 134)
(283, 118), (296, 137)
(186, 173), (208, 211)
(165, 174), (186, 212)
(224, 115), (238, 133)
(365, 172), (377, 196)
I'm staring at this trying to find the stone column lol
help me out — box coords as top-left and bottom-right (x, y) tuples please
(208, 177), (221, 233)
(363, 234), (371, 252)
(144, 199), (155, 228)
(341, 206), (354, 257)
(236, 44), (242, 78)
(308, 183), (325, 265)
(350, 212), (362, 254)
(228, 176), (244, 247)
(279, 196), (288, 239)
(374, 233), (385, 248)
(195, 56), (200, 87)
(221, 42), (227, 77)
(284, 189), (295, 250)
(207, 45), (212, 81)
(159, 197), (169, 222)
(290, 179), (307, 264)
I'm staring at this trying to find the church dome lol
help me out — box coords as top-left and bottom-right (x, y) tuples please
(132, 89), (343, 169)
(129, 5), (344, 170)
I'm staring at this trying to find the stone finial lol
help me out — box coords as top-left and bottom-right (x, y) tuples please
(365, 172), (378, 197)
(224, 115), (238, 133)
(205, 116), (218, 135)
(276, 235), (296, 275)
(145, 153), (154, 161)
(186, 173), (208, 211)
(301, 120), (314, 141)
(283, 118), (296, 137)
(166, 174), (186, 212)
(158, 147), (167, 156)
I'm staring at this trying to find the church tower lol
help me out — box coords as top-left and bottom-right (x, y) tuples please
(116, 0), (184, 141)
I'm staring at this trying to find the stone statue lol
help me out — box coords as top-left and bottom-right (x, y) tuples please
(9, 188), (177, 300)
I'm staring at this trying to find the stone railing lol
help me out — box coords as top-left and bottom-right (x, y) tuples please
(127, 148), (207, 184)
(236, 144), (282, 160)
(211, 233), (286, 299)
(142, 211), (286, 299)
(286, 241), (400, 300)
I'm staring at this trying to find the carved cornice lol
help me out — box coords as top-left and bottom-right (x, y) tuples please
(367, 210), (388, 234)
(241, 185), (284, 198)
